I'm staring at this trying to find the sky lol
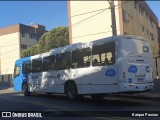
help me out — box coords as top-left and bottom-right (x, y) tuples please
(0, 1), (68, 30)
(0, 1), (159, 31)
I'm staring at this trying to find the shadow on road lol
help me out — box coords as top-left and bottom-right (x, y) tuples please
(1, 91), (150, 108)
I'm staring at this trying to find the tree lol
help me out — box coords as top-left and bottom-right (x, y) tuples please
(21, 26), (69, 58)
(38, 26), (69, 53)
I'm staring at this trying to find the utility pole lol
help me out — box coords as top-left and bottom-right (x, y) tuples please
(108, 0), (117, 35)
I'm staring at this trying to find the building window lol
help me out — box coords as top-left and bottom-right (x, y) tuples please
(139, 7), (141, 13)
(134, 1), (137, 9)
(141, 9), (143, 15)
(21, 33), (25, 38)
(37, 36), (40, 40)
(140, 23), (144, 32)
(142, 25), (144, 32)
(29, 34), (33, 39)
(150, 32), (154, 40)
(123, 9), (131, 22)
(151, 22), (154, 28)
(21, 44), (27, 49)
(147, 29), (149, 35)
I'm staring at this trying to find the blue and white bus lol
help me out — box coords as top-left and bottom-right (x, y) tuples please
(13, 35), (154, 100)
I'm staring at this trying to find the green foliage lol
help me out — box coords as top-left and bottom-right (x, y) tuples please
(21, 26), (69, 58)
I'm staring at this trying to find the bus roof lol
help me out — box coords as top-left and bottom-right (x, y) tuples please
(15, 57), (30, 64)
(50, 35), (148, 55)
(16, 35), (148, 63)
(50, 42), (85, 54)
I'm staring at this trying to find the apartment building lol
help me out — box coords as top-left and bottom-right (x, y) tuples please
(68, 1), (159, 58)
(0, 24), (46, 76)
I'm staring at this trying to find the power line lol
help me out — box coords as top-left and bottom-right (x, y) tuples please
(70, 1), (131, 28)
(71, 1), (99, 16)
(73, 31), (112, 39)
(1, 56), (19, 59)
(71, 8), (110, 17)
(71, 1), (130, 18)
(1, 48), (19, 55)
(71, 8), (117, 32)
(0, 44), (19, 48)
(72, 7), (110, 27)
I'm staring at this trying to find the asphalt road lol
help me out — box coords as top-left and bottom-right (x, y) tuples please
(0, 91), (159, 120)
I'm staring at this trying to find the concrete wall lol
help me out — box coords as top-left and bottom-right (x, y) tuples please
(69, 1), (120, 44)
(0, 32), (20, 75)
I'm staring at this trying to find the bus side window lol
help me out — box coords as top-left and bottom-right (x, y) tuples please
(92, 54), (100, 66)
(55, 54), (62, 70)
(92, 42), (115, 66)
(72, 48), (91, 69)
(110, 55), (115, 64)
(42, 55), (55, 72)
(61, 52), (71, 70)
(104, 58), (109, 65)
(32, 58), (42, 73)
(14, 66), (20, 78)
(22, 61), (31, 74)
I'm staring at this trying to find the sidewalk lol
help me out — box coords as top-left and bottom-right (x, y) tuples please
(111, 91), (160, 101)
(0, 82), (15, 94)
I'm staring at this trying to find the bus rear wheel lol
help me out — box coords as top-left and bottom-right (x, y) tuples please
(22, 83), (30, 96)
(66, 83), (78, 101)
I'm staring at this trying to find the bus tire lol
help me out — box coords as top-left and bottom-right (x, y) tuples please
(66, 82), (78, 101)
(22, 83), (30, 96)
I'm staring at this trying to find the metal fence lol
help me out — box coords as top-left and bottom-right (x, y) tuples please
(0, 74), (13, 86)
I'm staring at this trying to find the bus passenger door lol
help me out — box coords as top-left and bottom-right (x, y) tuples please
(13, 63), (22, 91)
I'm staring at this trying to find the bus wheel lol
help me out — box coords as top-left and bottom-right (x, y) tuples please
(22, 83), (30, 96)
(66, 83), (78, 101)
